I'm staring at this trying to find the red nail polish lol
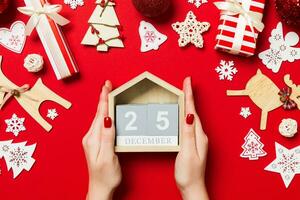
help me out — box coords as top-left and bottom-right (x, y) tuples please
(186, 114), (194, 125)
(104, 117), (112, 128)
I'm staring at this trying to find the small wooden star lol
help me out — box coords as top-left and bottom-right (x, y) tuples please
(172, 11), (210, 48)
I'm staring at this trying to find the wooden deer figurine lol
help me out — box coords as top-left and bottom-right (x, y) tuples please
(284, 74), (300, 106)
(0, 56), (71, 131)
(227, 69), (283, 130)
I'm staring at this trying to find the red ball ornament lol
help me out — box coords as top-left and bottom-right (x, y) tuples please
(276, 0), (300, 26)
(132, 0), (171, 18)
(0, 0), (9, 14)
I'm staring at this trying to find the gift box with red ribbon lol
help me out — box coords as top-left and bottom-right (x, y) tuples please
(18, 0), (79, 80)
(214, 0), (266, 57)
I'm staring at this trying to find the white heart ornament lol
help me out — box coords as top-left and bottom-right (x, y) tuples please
(0, 21), (26, 54)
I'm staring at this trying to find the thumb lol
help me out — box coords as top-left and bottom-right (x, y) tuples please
(180, 77), (198, 154)
(99, 117), (116, 158)
(180, 114), (197, 154)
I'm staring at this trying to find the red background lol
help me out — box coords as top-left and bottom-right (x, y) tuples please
(1, 0), (300, 199)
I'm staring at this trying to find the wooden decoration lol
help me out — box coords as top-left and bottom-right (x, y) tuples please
(284, 74), (300, 106)
(0, 56), (72, 131)
(109, 71), (184, 152)
(81, 0), (124, 52)
(227, 69), (282, 130)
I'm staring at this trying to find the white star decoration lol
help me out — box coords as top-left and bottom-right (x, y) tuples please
(47, 109), (58, 120)
(172, 11), (210, 48)
(5, 114), (26, 136)
(265, 143), (300, 188)
(240, 107), (251, 118)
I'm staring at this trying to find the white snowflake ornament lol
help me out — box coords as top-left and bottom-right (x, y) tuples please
(0, 140), (13, 159)
(172, 11), (210, 48)
(64, 0), (84, 9)
(139, 21), (167, 52)
(259, 22), (300, 73)
(240, 107), (251, 118)
(188, 0), (208, 8)
(215, 60), (237, 81)
(47, 109), (58, 120)
(265, 143), (300, 188)
(240, 129), (267, 160)
(3, 141), (36, 178)
(5, 114), (26, 136)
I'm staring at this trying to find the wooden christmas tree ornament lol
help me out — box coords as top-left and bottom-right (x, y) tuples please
(109, 71), (184, 152)
(0, 56), (72, 131)
(81, 0), (124, 52)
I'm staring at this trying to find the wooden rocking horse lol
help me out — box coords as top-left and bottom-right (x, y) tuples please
(0, 56), (71, 131)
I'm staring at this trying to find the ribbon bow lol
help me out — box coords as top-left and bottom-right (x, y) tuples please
(278, 87), (298, 110)
(18, 4), (70, 36)
(214, 0), (265, 42)
(0, 84), (31, 109)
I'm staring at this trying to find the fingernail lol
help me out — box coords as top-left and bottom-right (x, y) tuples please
(104, 117), (112, 128)
(186, 114), (194, 125)
(105, 80), (110, 87)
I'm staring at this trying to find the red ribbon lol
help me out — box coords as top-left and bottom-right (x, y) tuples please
(278, 87), (297, 110)
(98, 38), (106, 45)
(100, 0), (115, 7)
(91, 26), (100, 35)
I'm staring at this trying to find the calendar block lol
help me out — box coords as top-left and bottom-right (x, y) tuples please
(147, 104), (178, 137)
(116, 105), (147, 136)
(116, 104), (179, 147)
(109, 71), (185, 152)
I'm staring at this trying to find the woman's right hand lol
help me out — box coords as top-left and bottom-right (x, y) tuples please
(82, 81), (122, 200)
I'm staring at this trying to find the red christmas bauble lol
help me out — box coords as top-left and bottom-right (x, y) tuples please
(132, 0), (171, 18)
(0, 0), (9, 14)
(276, 0), (300, 26)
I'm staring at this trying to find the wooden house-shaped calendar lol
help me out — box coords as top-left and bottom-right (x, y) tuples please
(109, 72), (185, 152)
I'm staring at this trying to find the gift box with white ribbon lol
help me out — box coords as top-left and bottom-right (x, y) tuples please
(18, 0), (79, 80)
(214, 0), (266, 57)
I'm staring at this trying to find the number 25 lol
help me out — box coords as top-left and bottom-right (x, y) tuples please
(124, 111), (170, 131)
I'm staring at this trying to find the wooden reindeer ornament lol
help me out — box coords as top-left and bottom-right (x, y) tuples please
(227, 69), (300, 130)
(284, 74), (300, 106)
(0, 56), (71, 131)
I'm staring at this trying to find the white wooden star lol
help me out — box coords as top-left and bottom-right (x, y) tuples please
(265, 143), (300, 188)
(172, 11), (210, 48)
(240, 107), (251, 118)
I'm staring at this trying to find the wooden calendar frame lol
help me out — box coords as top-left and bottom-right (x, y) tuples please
(108, 71), (185, 152)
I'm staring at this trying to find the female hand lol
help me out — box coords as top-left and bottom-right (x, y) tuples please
(175, 77), (209, 200)
(82, 80), (121, 200)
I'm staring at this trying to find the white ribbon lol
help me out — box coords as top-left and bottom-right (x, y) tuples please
(18, 4), (70, 36)
(214, 0), (265, 42)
